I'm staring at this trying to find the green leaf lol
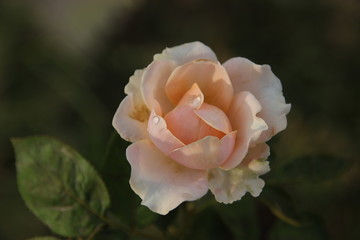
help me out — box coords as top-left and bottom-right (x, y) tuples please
(268, 220), (327, 240)
(99, 132), (139, 225)
(214, 196), (260, 240)
(12, 136), (111, 237)
(188, 207), (234, 240)
(275, 155), (350, 183)
(136, 205), (159, 227)
(28, 237), (61, 240)
(259, 186), (303, 227)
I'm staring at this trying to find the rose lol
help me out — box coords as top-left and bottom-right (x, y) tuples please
(113, 42), (290, 215)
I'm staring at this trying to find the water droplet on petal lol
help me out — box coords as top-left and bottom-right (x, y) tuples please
(193, 96), (201, 107)
(152, 116), (160, 124)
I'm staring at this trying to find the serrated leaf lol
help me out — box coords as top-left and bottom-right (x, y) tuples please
(12, 136), (111, 237)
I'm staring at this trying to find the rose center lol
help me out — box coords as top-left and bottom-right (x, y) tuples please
(164, 103), (228, 145)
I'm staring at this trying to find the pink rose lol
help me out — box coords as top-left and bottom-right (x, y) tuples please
(113, 42), (290, 215)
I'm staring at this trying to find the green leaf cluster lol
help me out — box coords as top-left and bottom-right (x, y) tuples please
(11, 135), (357, 240)
(13, 136), (110, 238)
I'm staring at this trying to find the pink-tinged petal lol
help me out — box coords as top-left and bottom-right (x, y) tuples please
(177, 83), (204, 109)
(165, 60), (234, 111)
(242, 143), (270, 168)
(154, 41), (217, 66)
(223, 57), (291, 141)
(126, 140), (208, 215)
(169, 132), (237, 170)
(112, 94), (149, 142)
(221, 92), (268, 170)
(164, 105), (225, 145)
(195, 103), (232, 134)
(141, 59), (176, 114)
(124, 69), (145, 106)
(209, 157), (270, 204)
(148, 110), (185, 155)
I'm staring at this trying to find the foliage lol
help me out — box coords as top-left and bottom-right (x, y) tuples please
(1, 0), (359, 239)
(12, 136), (110, 237)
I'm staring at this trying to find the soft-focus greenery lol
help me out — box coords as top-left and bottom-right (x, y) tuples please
(1, 0), (359, 239)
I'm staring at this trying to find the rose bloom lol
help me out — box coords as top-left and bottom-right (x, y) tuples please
(113, 42), (290, 215)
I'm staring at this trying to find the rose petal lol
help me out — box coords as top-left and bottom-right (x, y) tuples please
(242, 143), (270, 168)
(208, 164), (268, 204)
(154, 41), (217, 66)
(209, 145), (270, 204)
(165, 60), (234, 111)
(223, 57), (291, 142)
(169, 132), (237, 170)
(141, 59), (176, 114)
(126, 140), (208, 215)
(164, 105), (225, 145)
(148, 110), (185, 155)
(112, 94), (149, 142)
(124, 69), (145, 106)
(221, 92), (268, 170)
(177, 83), (204, 109)
(194, 103), (232, 134)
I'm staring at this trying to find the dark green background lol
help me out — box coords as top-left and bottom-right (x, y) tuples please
(1, 0), (359, 239)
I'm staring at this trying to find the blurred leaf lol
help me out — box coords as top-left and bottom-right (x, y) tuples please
(187, 207), (233, 240)
(269, 220), (327, 240)
(275, 155), (350, 183)
(136, 206), (159, 227)
(99, 132), (139, 225)
(259, 186), (302, 227)
(12, 136), (111, 237)
(28, 237), (61, 240)
(214, 196), (260, 240)
(93, 230), (126, 240)
(100, 132), (165, 239)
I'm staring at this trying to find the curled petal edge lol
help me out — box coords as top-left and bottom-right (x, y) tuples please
(112, 94), (149, 142)
(154, 41), (218, 66)
(221, 92), (268, 170)
(126, 140), (208, 215)
(169, 132), (237, 170)
(148, 110), (185, 155)
(209, 143), (270, 204)
(223, 57), (290, 142)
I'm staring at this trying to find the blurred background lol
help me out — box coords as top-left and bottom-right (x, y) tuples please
(0, 0), (359, 239)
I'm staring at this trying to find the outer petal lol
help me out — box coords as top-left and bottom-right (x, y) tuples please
(165, 60), (234, 111)
(221, 92), (268, 170)
(148, 110), (185, 155)
(126, 140), (208, 215)
(154, 41), (217, 66)
(124, 69), (145, 106)
(112, 94), (149, 142)
(223, 57), (291, 141)
(209, 144), (270, 204)
(141, 59), (176, 114)
(242, 143), (270, 168)
(169, 132), (237, 170)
